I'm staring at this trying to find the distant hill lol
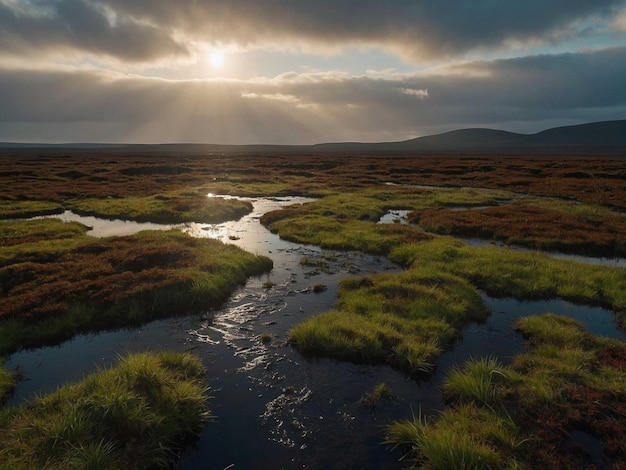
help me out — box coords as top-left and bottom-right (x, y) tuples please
(313, 120), (626, 154)
(2, 119), (626, 155)
(529, 120), (626, 147)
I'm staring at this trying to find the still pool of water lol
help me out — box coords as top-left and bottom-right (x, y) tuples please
(6, 196), (626, 469)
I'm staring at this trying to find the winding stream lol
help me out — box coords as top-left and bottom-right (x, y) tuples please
(5, 197), (626, 469)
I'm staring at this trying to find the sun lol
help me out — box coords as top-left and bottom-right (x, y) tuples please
(208, 49), (225, 68)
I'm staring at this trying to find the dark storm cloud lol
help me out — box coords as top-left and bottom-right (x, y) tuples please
(0, 0), (186, 61)
(1, 46), (625, 143)
(1, 0), (624, 62)
(104, 0), (625, 59)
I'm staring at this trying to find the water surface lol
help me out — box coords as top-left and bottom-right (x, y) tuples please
(6, 196), (625, 469)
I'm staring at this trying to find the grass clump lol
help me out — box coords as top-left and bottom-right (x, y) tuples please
(390, 237), (626, 317)
(0, 352), (208, 469)
(0, 364), (16, 403)
(387, 314), (626, 468)
(359, 382), (392, 410)
(386, 405), (521, 469)
(443, 356), (521, 408)
(289, 267), (488, 377)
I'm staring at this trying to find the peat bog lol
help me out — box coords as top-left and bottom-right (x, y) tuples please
(1, 150), (626, 468)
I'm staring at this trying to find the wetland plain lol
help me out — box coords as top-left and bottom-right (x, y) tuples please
(1, 149), (625, 468)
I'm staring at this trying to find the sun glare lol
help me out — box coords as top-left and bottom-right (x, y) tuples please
(209, 49), (225, 68)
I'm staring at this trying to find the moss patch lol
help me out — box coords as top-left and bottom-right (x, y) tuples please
(66, 189), (252, 224)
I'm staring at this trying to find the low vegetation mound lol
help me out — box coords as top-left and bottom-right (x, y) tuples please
(0, 352), (209, 469)
(412, 203), (626, 257)
(0, 219), (273, 354)
(264, 213), (431, 255)
(386, 314), (626, 468)
(66, 191), (252, 224)
(289, 268), (489, 376)
(390, 237), (626, 322)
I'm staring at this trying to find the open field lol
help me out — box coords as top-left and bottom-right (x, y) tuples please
(1, 150), (625, 468)
(1, 151), (625, 209)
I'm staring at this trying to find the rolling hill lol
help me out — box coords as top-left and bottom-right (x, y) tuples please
(1, 119), (625, 155)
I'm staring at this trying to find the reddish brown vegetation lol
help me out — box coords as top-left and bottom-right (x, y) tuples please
(510, 341), (626, 469)
(2, 152), (625, 211)
(1, 233), (190, 320)
(412, 205), (626, 256)
(0, 229), (270, 331)
(515, 385), (626, 469)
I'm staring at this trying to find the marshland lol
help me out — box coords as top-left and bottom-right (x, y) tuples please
(1, 150), (625, 469)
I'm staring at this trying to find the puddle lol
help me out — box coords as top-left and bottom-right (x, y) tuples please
(5, 195), (626, 468)
(377, 209), (410, 225)
(38, 210), (178, 237)
(567, 429), (610, 469)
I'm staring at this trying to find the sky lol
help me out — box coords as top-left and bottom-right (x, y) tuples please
(1, 0), (626, 145)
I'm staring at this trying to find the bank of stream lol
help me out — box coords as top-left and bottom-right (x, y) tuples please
(4, 196), (626, 469)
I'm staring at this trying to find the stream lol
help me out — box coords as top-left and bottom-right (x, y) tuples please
(4, 197), (626, 469)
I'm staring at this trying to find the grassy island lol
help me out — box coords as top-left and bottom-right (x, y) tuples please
(0, 352), (208, 469)
(386, 314), (626, 468)
(264, 190), (625, 375)
(0, 218), (273, 354)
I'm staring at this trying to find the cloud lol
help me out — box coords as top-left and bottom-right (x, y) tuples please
(1, 46), (625, 144)
(401, 88), (429, 99)
(613, 7), (626, 31)
(0, 0), (187, 62)
(1, 0), (625, 63)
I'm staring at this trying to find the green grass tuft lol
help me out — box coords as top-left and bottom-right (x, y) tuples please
(0, 352), (208, 469)
(289, 268), (488, 377)
(443, 356), (520, 407)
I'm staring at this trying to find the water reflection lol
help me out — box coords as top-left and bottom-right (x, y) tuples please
(377, 209), (410, 225)
(184, 196), (318, 254)
(6, 196), (626, 468)
(44, 196), (317, 248)
(43, 210), (177, 237)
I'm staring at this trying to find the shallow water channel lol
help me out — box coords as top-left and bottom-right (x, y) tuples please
(5, 197), (626, 469)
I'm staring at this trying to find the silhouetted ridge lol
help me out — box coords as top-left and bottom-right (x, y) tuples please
(311, 119), (626, 153)
(529, 120), (626, 146)
(400, 128), (527, 149)
(1, 119), (625, 155)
